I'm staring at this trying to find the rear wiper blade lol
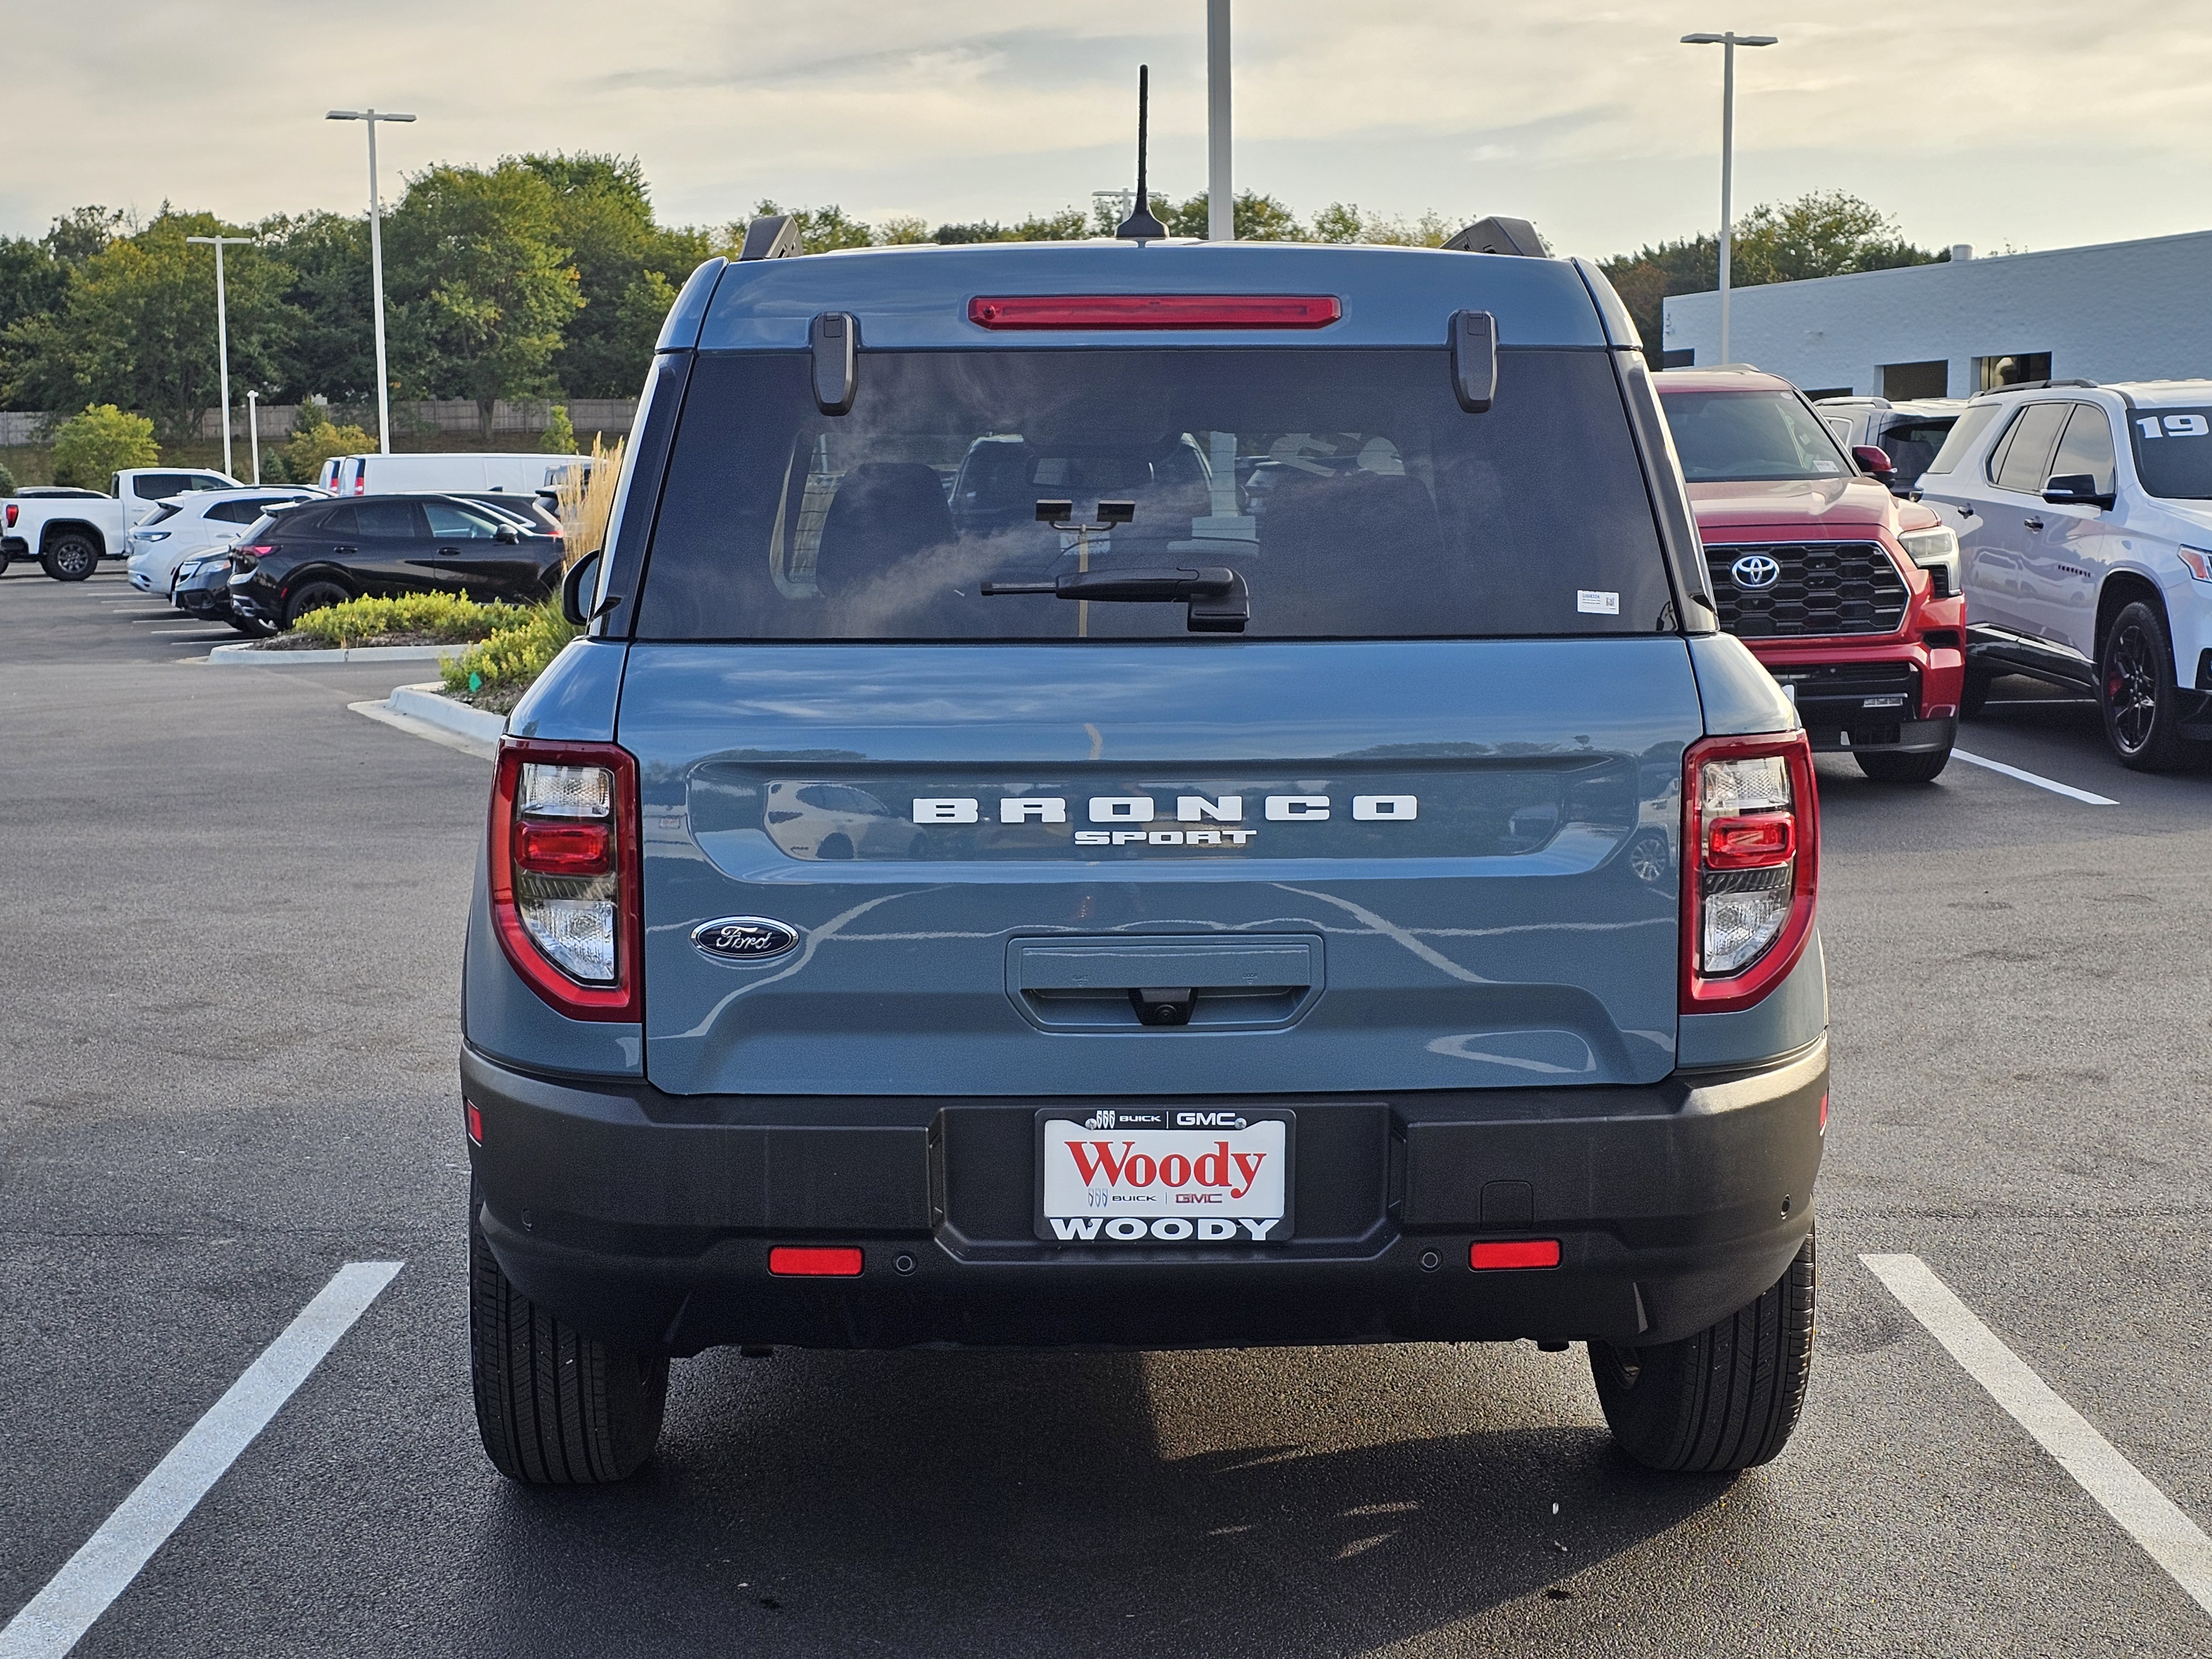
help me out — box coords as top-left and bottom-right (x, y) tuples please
(981, 565), (1249, 634)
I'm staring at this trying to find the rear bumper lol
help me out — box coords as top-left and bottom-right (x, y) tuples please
(462, 1039), (1828, 1356)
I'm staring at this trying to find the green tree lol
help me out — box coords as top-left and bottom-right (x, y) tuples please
(278, 398), (371, 484)
(520, 153), (709, 399)
(385, 161), (582, 438)
(1306, 204), (1462, 247)
(1159, 191), (1304, 242)
(259, 210), (374, 404)
(540, 403), (576, 453)
(50, 404), (158, 487)
(3, 211), (293, 441)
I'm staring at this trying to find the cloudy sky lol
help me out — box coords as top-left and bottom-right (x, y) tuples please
(5, 1), (2209, 260)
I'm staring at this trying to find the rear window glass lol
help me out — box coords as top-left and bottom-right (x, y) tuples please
(1872, 415), (1958, 486)
(2127, 408), (2212, 500)
(634, 348), (1674, 641)
(1660, 390), (1849, 482)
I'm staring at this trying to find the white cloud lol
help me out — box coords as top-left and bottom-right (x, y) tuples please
(3, 1), (2210, 260)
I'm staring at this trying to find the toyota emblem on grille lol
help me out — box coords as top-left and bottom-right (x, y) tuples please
(1730, 552), (1782, 591)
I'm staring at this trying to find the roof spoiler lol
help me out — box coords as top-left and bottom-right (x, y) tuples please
(1442, 216), (1552, 258)
(737, 215), (803, 261)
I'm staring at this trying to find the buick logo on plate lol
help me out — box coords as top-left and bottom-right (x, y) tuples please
(1729, 552), (1782, 591)
(691, 917), (801, 962)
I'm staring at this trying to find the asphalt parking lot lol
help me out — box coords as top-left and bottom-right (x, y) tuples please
(3, 566), (2208, 1657)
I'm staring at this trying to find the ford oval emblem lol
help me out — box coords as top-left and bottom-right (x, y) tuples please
(692, 917), (801, 962)
(1730, 552), (1782, 591)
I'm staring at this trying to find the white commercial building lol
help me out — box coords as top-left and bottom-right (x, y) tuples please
(1661, 228), (2212, 400)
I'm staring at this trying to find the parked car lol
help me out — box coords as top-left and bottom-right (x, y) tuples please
(227, 492), (566, 630)
(1656, 366), (1966, 783)
(1914, 377), (2212, 768)
(171, 551), (263, 633)
(1814, 396), (1967, 495)
(324, 452), (594, 497)
(0, 467), (238, 580)
(460, 223), (1828, 1486)
(127, 487), (324, 594)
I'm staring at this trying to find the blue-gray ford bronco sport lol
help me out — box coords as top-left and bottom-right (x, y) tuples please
(461, 212), (1827, 1484)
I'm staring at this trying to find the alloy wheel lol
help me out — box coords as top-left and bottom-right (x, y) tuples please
(2105, 623), (2159, 754)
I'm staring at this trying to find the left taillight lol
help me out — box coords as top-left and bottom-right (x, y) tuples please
(488, 738), (642, 1021)
(1681, 731), (1818, 1014)
(4, 503), (17, 528)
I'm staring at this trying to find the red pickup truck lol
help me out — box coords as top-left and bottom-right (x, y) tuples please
(1656, 366), (1966, 783)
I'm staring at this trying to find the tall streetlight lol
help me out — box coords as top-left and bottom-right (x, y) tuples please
(1207, 0), (1233, 243)
(186, 233), (253, 479)
(1680, 32), (1777, 366)
(245, 390), (261, 484)
(326, 108), (416, 455)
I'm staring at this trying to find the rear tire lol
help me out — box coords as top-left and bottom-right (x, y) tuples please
(1591, 1228), (1815, 1474)
(2099, 600), (2204, 771)
(226, 614), (275, 638)
(284, 580), (352, 629)
(41, 533), (100, 581)
(469, 1181), (667, 1484)
(1855, 747), (1951, 784)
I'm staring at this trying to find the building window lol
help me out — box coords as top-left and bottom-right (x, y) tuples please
(1881, 361), (1950, 400)
(1976, 352), (2052, 392)
(1801, 387), (1854, 401)
(1660, 349), (1696, 369)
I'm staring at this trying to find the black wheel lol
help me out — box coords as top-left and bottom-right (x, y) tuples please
(284, 580), (351, 629)
(1959, 667), (1992, 718)
(1855, 747), (1952, 784)
(469, 1181), (667, 1484)
(1592, 1229), (1815, 1474)
(2099, 600), (2203, 771)
(41, 532), (100, 582)
(226, 613), (276, 638)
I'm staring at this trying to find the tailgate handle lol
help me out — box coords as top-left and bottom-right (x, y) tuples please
(1014, 940), (1317, 993)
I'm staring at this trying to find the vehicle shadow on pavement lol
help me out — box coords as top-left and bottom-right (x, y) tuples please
(467, 1343), (1739, 1656)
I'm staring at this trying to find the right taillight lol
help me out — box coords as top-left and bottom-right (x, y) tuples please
(488, 739), (642, 1021)
(4, 503), (15, 528)
(1681, 731), (1818, 1014)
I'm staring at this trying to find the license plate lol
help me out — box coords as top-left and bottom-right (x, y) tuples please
(1035, 1108), (1294, 1244)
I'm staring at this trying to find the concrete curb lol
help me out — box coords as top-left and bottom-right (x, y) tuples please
(349, 684), (505, 759)
(207, 640), (472, 666)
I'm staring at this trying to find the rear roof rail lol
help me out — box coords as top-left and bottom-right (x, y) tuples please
(1442, 216), (1552, 258)
(1970, 378), (2096, 399)
(737, 215), (802, 262)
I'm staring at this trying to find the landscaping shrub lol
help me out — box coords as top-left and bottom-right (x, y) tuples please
(291, 591), (524, 648)
(441, 599), (581, 698)
(51, 404), (159, 487)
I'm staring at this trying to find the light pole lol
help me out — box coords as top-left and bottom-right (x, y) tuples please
(326, 108), (416, 455)
(186, 233), (252, 478)
(1207, 0), (1233, 243)
(246, 390), (260, 484)
(1680, 32), (1776, 366)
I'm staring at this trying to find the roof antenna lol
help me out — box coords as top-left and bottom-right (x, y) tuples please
(1114, 66), (1170, 241)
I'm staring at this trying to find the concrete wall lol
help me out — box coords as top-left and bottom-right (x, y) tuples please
(1662, 228), (2212, 396)
(0, 397), (638, 449)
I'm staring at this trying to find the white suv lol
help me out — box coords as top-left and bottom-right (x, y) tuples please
(126, 487), (323, 595)
(1815, 397), (1968, 497)
(1916, 379), (2212, 769)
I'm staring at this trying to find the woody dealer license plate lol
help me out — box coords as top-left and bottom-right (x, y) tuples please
(1035, 1108), (1294, 1244)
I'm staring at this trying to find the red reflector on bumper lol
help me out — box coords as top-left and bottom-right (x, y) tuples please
(1470, 1239), (1561, 1270)
(463, 1098), (483, 1146)
(768, 1246), (863, 1277)
(968, 294), (1342, 330)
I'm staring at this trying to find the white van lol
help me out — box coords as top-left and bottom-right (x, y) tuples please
(321, 452), (591, 497)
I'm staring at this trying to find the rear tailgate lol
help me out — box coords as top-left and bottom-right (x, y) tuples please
(623, 637), (1697, 1096)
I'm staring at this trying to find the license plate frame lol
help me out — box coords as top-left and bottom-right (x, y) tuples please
(1033, 1106), (1296, 1245)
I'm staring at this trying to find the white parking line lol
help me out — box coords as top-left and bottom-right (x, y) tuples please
(1864, 1254), (2212, 1620)
(1951, 749), (2117, 806)
(0, 1261), (403, 1659)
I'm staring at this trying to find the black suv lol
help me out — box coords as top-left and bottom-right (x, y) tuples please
(228, 493), (565, 628)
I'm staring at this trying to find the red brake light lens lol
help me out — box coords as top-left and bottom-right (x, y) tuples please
(769, 1246), (864, 1277)
(4, 503), (15, 528)
(488, 739), (641, 1021)
(968, 294), (1343, 331)
(1470, 1240), (1561, 1270)
(1681, 731), (1819, 1014)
